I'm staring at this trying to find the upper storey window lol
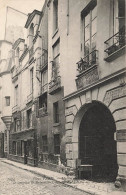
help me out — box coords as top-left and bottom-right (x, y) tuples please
(77, 0), (98, 73)
(104, 0), (125, 61)
(53, 0), (58, 32)
(114, 0), (125, 34)
(52, 40), (60, 79)
(83, 3), (97, 59)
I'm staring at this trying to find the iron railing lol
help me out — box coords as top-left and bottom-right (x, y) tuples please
(104, 26), (126, 56)
(77, 50), (98, 74)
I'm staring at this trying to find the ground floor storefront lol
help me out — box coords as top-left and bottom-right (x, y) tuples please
(64, 72), (126, 190)
(8, 129), (37, 166)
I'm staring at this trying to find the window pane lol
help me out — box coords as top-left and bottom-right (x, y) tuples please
(85, 24), (90, 41)
(91, 34), (96, 51)
(92, 6), (97, 20)
(84, 40), (90, 56)
(85, 13), (90, 26)
(92, 17), (97, 36)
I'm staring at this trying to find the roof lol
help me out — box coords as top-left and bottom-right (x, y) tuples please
(25, 10), (42, 29)
(12, 38), (25, 50)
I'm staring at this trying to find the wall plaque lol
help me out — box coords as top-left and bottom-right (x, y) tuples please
(76, 67), (99, 90)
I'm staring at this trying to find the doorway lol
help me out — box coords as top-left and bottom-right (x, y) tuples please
(79, 102), (118, 181)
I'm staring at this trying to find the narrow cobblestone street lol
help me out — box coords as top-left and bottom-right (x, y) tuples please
(0, 160), (89, 195)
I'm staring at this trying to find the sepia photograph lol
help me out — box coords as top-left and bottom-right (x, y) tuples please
(0, 0), (126, 194)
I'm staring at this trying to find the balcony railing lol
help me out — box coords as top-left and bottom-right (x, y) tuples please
(27, 93), (33, 103)
(12, 105), (19, 113)
(77, 50), (98, 75)
(104, 26), (126, 59)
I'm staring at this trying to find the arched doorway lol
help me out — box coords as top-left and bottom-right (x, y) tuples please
(79, 101), (118, 181)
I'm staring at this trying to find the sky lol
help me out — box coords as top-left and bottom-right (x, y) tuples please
(0, 0), (45, 40)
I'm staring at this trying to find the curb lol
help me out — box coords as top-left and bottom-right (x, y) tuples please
(1, 159), (99, 195)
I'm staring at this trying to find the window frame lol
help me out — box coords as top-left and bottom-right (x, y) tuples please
(53, 101), (59, 123)
(5, 96), (10, 106)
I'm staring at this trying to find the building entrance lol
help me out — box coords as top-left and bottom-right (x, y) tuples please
(79, 102), (118, 181)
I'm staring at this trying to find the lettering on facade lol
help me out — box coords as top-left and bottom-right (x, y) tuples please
(76, 67), (99, 89)
(104, 85), (126, 105)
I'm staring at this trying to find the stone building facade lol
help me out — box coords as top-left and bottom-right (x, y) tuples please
(8, 2), (48, 166)
(48, 0), (126, 190)
(0, 0), (126, 191)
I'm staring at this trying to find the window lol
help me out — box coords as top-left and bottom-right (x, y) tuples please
(27, 109), (32, 128)
(30, 68), (33, 93)
(54, 134), (60, 154)
(104, 0), (125, 57)
(53, 0), (58, 32)
(83, 2), (97, 58)
(5, 96), (10, 106)
(114, 0), (125, 34)
(12, 141), (16, 155)
(39, 93), (47, 113)
(41, 70), (48, 87)
(52, 40), (60, 79)
(42, 135), (48, 152)
(15, 85), (18, 106)
(53, 101), (59, 123)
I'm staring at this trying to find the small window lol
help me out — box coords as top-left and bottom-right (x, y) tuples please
(54, 134), (60, 154)
(53, 101), (59, 123)
(5, 96), (10, 106)
(42, 135), (48, 153)
(27, 109), (32, 128)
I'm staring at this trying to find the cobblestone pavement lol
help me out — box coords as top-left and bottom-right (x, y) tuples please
(0, 160), (89, 195)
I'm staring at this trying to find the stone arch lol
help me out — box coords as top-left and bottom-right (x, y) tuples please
(72, 100), (116, 145)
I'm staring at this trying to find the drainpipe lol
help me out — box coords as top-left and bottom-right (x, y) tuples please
(67, 0), (69, 35)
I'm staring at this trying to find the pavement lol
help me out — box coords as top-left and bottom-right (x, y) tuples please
(1, 158), (125, 195)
